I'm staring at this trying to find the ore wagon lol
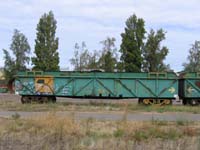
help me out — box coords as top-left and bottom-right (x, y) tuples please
(179, 72), (200, 106)
(15, 71), (178, 105)
(0, 80), (8, 93)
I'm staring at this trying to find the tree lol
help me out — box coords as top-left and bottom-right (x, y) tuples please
(87, 50), (99, 70)
(142, 29), (170, 72)
(70, 38), (118, 72)
(70, 43), (81, 71)
(3, 29), (30, 82)
(183, 41), (200, 72)
(70, 42), (91, 71)
(120, 14), (146, 72)
(32, 11), (59, 71)
(98, 37), (118, 72)
(3, 49), (15, 82)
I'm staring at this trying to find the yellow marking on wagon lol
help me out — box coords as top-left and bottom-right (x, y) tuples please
(35, 76), (54, 94)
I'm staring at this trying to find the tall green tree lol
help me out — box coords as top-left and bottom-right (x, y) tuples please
(183, 41), (200, 72)
(98, 37), (118, 72)
(32, 11), (59, 71)
(120, 14), (146, 72)
(3, 49), (15, 82)
(3, 29), (30, 82)
(142, 29), (170, 72)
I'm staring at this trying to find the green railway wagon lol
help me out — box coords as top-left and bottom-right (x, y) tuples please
(0, 80), (8, 93)
(179, 72), (200, 106)
(15, 71), (178, 105)
(0, 87), (8, 93)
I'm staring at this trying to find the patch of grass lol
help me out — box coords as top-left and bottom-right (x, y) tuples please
(131, 125), (182, 141)
(113, 129), (124, 138)
(176, 120), (187, 126)
(128, 104), (200, 114)
(1, 99), (200, 114)
(176, 119), (191, 126)
(151, 119), (168, 126)
(158, 128), (182, 140)
(183, 127), (197, 136)
(11, 112), (21, 120)
(85, 117), (94, 135)
(0, 116), (200, 149)
(133, 130), (149, 141)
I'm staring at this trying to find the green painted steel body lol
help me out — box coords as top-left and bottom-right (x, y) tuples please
(0, 87), (8, 93)
(15, 71), (178, 99)
(0, 80), (8, 93)
(179, 72), (200, 99)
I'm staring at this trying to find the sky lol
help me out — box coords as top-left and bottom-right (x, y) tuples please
(0, 0), (200, 71)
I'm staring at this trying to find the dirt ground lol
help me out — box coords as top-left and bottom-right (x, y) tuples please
(0, 94), (21, 103)
(0, 94), (199, 121)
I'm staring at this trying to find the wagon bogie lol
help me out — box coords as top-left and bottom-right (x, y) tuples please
(21, 95), (56, 103)
(138, 98), (172, 105)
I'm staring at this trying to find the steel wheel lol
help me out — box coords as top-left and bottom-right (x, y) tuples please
(160, 99), (172, 105)
(189, 99), (199, 106)
(21, 96), (26, 104)
(182, 99), (187, 105)
(48, 96), (56, 103)
(142, 99), (155, 105)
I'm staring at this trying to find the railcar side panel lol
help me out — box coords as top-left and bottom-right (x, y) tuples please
(15, 72), (178, 100)
(179, 73), (200, 99)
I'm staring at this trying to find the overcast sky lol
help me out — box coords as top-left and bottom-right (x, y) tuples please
(0, 0), (200, 71)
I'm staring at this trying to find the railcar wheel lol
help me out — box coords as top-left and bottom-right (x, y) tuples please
(21, 96), (26, 104)
(160, 99), (172, 105)
(47, 96), (56, 103)
(21, 96), (32, 103)
(35, 96), (43, 103)
(189, 99), (199, 106)
(42, 97), (49, 103)
(143, 99), (150, 105)
(51, 96), (56, 103)
(182, 99), (187, 105)
(141, 99), (156, 105)
(138, 99), (143, 104)
(149, 99), (156, 105)
(139, 99), (172, 106)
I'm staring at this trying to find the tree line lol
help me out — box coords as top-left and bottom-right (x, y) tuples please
(2, 11), (200, 83)
(70, 15), (170, 72)
(3, 11), (59, 83)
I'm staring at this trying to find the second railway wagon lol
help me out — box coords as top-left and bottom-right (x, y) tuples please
(15, 71), (178, 105)
(0, 80), (8, 93)
(179, 72), (200, 106)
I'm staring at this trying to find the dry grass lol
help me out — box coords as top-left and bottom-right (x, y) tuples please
(0, 100), (200, 114)
(0, 94), (200, 114)
(0, 112), (199, 150)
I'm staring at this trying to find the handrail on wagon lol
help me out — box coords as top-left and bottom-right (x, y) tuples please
(26, 71), (43, 76)
(148, 72), (167, 78)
